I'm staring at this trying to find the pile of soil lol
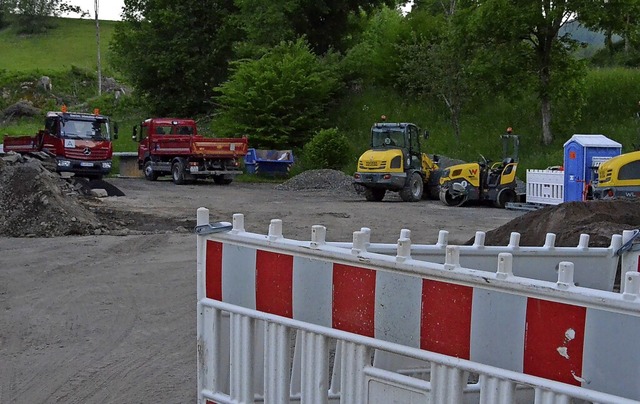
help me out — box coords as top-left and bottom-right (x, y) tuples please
(0, 152), (111, 237)
(472, 199), (640, 247)
(0, 152), (136, 237)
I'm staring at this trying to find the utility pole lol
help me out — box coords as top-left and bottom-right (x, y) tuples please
(95, 0), (102, 96)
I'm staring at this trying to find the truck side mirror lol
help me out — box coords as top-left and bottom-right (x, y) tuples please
(132, 126), (138, 142)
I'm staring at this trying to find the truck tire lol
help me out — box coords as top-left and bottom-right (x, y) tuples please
(144, 161), (159, 181)
(213, 175), (233, 185)
(399, 172), (423, 202)
(364, 188), (385, 201)
(172, 159), (187, 185)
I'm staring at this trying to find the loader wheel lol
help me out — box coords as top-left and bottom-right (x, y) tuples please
(364, 188), (386, 201)
(400, 172), (423, 202)
(439, 185), (467, 207)
(494, 188), (517, 208)
(172, 159), (187, 185)
(144, 161), (159, 181)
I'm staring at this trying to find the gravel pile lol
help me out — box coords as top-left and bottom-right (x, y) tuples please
(275, 169), (358, 193)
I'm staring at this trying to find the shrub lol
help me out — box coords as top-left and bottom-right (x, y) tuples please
(302, 127), (350, 170)
(214, 38), (340, 149)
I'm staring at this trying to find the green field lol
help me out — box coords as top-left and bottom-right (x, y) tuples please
(0, 17), (117, 72)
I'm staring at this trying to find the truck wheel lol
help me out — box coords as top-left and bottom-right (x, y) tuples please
(172, 160), (187, 185)
(400, 172), (423, 202)
(213, 175), (232, 185)
(493, 188), (517, 208)
(144, 161), (159, 181)
(439, 185), (467, 207)
(364, 188), (385, 201)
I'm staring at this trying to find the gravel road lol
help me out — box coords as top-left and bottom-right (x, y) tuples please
(0, 176), (524, 403)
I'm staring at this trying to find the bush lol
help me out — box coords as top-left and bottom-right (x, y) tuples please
(213, 38), (341, 149)
(302, 128), (351, 170)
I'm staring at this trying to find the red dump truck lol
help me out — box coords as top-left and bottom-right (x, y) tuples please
(133, 118), (248, 185)
(3, 107), (118, 180)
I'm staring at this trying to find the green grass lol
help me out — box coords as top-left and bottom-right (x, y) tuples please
(330, 68), (640, 176)
(0, 17), (117, 72)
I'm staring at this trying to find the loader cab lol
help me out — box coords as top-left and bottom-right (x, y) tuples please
(371, 122), (423, 170)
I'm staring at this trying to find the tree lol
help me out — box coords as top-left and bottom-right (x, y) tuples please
(579, 0), (640, 55)
(214, 39), (341, 149)
(233, 0), (398, 56)
(469, 0), (589, 145)
(110, 0), (240, 115)
(396, 1), (481, 141)
(340, 6), (408, 87)
(0, 1), (16, 29)
(12, 0), (87, 34)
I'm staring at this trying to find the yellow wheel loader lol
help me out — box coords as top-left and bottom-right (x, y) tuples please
(353, 119), (440, 202)
(438, 131), (520, 208)
(592, 150), (640, 199)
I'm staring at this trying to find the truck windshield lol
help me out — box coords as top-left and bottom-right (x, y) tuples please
(61, 119), (111, 140)
(371, 128), (406, 148)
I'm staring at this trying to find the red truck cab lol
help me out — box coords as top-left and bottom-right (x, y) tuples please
(4, 108), (118, 180)
(133, 118), (248, 185)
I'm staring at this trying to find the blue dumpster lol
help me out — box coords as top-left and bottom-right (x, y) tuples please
(563, 134), (621, 202)
(244, 149), (294, 176)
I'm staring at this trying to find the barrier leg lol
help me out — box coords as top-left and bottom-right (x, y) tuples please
(230, 313), (255, 402)
(263, 322), (290, 403)
(340, 341), (371, 404)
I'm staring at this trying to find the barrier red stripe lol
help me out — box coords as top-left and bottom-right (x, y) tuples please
(420, 280), (473, 358)
(255, 250), (293, 318)
(332, 263), (376, 337)
(524, 298), (586, 385)
(205, 240), (223, 300)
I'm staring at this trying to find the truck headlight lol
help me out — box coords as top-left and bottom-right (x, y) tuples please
(57, 160), (71, 167)
(102, 162), (112, 169)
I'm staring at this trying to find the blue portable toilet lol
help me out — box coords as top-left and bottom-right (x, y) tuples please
(563, 134), (621, 202)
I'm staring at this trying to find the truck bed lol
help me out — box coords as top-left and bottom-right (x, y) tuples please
(3, 135), (39, 153)
(190, 137), (248, 157)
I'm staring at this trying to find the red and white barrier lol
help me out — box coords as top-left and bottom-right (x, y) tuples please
(196, 210), (640, 403)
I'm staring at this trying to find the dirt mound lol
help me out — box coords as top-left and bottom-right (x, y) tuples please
(470, 200), (640, 247)
(0, 154), (107, 237)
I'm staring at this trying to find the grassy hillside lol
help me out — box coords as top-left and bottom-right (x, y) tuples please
(329, 68), (640, 174)
(0, 17), (117, 72)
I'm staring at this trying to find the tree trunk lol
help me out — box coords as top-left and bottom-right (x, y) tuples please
(451, 103), (461, 142)
(541, 96), (552, 145)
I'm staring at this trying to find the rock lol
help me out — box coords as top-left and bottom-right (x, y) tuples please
(2, 152), (23, 164)
(1, 101), (41, 120)
(90, 188), (109, 198)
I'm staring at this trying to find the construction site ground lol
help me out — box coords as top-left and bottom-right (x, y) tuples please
(2, 163), (640, 403)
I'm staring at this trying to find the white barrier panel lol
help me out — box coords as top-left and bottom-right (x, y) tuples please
(526, 169), (564, 205)
(196, 211), (640, 404)
(329, 229), (623, 291)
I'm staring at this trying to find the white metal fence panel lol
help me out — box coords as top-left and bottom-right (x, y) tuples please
(526, 169), (564, 205)
(329, 229), (623, 291)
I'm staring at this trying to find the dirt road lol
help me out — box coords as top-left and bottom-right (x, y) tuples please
(0, 177), (524, 403)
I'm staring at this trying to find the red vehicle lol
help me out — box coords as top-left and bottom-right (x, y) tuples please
(3, 107), (118, 180)
(133, 118), (248, 185)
